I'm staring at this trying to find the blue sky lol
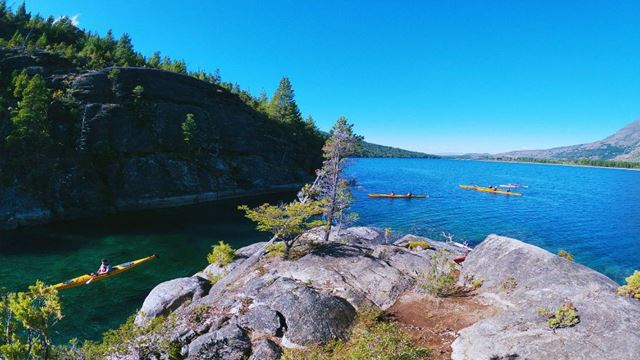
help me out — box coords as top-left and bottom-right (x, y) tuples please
(20, 1), (640, 154)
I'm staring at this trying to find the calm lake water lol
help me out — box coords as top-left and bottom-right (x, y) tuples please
(1, 158), (639, 343)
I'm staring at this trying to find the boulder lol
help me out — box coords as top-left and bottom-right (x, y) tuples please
(135, 277), (211, 325)
(239, 304), (282, 337)
(451, 234), (640, 360)
(249, 339), (282, 360)
(254, 277), (357, 348)
(187, 323), (251, 360)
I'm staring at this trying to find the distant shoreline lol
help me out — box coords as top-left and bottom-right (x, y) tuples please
(455, 158), (640, 172)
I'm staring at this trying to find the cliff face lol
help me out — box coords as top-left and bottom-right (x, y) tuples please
(0, 48), (321, 229)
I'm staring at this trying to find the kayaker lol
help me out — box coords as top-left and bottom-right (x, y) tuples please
(390, 191), (395, 196)
(92, 259), (112, 276)
(406, 192), (412, 197)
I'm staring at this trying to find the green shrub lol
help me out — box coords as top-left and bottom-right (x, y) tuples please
(419, 249), (457, 297)
(617, 270), (640, 300)
(499, 276), (518, 293)
(384, 228), (393, 242)
(557, 249), (574, 262)
(471, 277), (484, 289)
(81, 314), (180, 359)
(208, 273), (223, 286)
(206, 241), (236, 266)
(265, 242), (287, 258)
(537, 302), (580, 329)
(282, 309), (430, 360)
(132, 85), (144, 98)
(406, 241), (431, 251)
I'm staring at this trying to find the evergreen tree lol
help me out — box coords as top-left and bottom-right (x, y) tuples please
(257, 89), (269, 113)
(181, 113), (197, 150)
(35, 32), (47, 48)
(7, 30), (25, 48)
(315, 116), (361, 241)
(148, 51), (161, 68)
(0, 282), (63, 359)
(13, 2), (29, 24)
(114, 33), (136, 66)
(11, 69), (30, 98)
(268, 77), (303, 124)
(6, 74), (51, 151)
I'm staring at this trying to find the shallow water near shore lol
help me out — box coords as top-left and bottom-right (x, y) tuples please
(1, 158), (639, 343)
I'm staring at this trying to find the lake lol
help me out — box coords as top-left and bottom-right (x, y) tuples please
(1, 158), (639, 343)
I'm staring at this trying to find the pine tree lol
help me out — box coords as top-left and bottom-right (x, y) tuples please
(257, 89), (269, 114)
(315, 116), (361, 241)
(7, 30), (25, 48)
(13, 2), (29, 24)
(114, 33), (136, 66)
(35, 32), (47, 48)
(11, 70), (30, 98)
(148, 51), (161, 68)
(268, 77), (303, 124)
(6, 74), (51, 151)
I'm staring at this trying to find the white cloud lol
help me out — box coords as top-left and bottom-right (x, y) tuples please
(53, 14), (81, 27)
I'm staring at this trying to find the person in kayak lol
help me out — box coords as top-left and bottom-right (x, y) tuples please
(406, 192), (412, 197)
(92, 259), (112, 276)
(389, 191), (395, 196)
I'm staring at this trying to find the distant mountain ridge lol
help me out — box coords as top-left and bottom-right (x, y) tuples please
(498, 119), (640, 161)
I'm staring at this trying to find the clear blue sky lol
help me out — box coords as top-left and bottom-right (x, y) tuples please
(20, 0), (640, 154)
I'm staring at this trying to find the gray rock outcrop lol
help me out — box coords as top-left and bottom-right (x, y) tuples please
(451, 234), (640, 360)
(135, 276), (211, 325)
(129, 227), (461, 358)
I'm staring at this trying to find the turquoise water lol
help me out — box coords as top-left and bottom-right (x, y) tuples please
(0, 193), (290, 343)
(1, 158), (639, 343)
(347, 158), (640, 285)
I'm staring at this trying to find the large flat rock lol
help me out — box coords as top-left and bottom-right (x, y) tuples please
(452, 234), (640, 360)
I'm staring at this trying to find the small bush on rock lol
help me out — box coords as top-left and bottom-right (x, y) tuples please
(471, 277), (484, 289)
(208, 273), (223, 286)
(282, 309), (430, 360)
(406, 241), (431, 251)
(81, 314), (180, 359)
(617, 270), (640, 300)
(265, 242), (287, 258)
(557, 249), (574, 261)
(537, 302), (580, 329)
(207, 241), (236, 266)
(499, 276), (518, 293)
(419, 249), (457, 297)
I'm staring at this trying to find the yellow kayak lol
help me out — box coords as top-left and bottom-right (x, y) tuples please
(368, 194), (428, 199)
(48, 254), (158, 291)
(459, 185), (522, 196)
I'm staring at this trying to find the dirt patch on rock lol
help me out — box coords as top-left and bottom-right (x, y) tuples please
(385, 292), (500, 359)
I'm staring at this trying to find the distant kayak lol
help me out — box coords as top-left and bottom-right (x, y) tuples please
(459, 185), (522, 196)
(368, 194), (428, 199)
(499, 184), (529, 189)
(48, 255), (158, 291)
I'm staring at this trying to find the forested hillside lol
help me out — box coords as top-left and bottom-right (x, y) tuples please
(0, 2), (325, 229)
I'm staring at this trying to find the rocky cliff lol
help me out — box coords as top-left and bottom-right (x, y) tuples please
(123, 228), (640, 359)
(0, 47), (321, 229)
